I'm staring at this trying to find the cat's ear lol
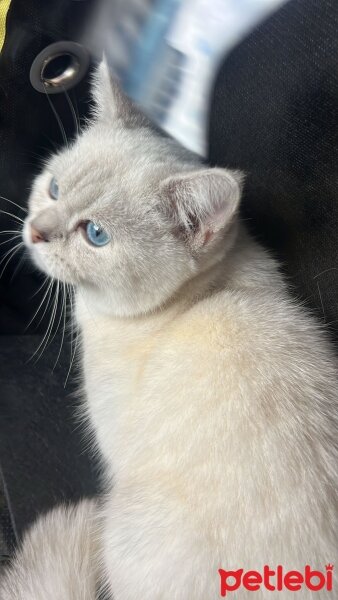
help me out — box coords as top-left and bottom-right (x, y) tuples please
(92, 57), (148, 128)
(160, 168), (243, 250)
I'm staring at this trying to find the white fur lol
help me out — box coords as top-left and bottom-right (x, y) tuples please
(2, 61), (337, 599)
(0, 500), (100, 599)
(78, 240), (337, 599)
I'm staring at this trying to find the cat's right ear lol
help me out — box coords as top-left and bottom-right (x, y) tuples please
(92, 58), (148, 128)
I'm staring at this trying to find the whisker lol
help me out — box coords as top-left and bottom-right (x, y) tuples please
(64, 89), (80, 137)
(0, 243), (24, 278)
(66, 282), (74, 356)
(0, 230), (22, 236)
(43, 85), (68, 148)
(22, 161), (44, 170)
(313, 267), (338, 280)
(30, 276), (50, 299)
(317, 282), (326, 322)
(0, 234), (22, 246)
(40, 133), (59, 154)
(0, 195), (27, 214)
(31, 280), (60, 361)
(0, 241), (23, 265)
(53, 281), (67, 370)
(27, 280), (55, 353)
(72, 92), (82, 135)
(65, 284), (78, 386)
(10, 252), (26, 282)
(0, 209), (25, 224)
(25, 277), (54, 331)
(46, 281), (67, 359)
(33, 279), (55, 331)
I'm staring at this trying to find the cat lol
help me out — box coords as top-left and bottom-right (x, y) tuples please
(0, 59), (337, 599)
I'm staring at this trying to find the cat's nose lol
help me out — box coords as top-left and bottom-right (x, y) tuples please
(29, 209), (60, 243)
(30, 224), (49, 244)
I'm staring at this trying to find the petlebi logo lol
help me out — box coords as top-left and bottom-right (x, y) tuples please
(218, 564), (334, 596)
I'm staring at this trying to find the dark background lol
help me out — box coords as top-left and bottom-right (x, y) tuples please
(0, 0), (102, 546)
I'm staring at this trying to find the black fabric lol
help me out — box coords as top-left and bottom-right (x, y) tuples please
(0, 468), (17, 560)
(0, 0), (98, 334)
(208, 0), (338, 348)
(0, 0), (102, 542)
(0, 335), (100, 538)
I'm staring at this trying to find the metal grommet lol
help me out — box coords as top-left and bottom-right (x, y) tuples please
(30, 41), (90, 94)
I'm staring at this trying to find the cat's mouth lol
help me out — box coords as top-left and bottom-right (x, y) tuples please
(23, 222), (79, 284)
(30, 246), (76, 283)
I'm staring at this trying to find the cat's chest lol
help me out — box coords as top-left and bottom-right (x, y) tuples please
(81, 316), (159, 396)
(75, 292), (243, 470)
(76, 296), (176, 460)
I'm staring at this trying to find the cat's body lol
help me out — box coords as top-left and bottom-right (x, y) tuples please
(1, 61), (337, 599)
(79, 233), (337, 599)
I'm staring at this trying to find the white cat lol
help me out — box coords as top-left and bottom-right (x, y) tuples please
(1, 61), (337, 599)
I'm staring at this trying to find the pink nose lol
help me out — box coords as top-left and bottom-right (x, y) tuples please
(30, 224), (47, 244)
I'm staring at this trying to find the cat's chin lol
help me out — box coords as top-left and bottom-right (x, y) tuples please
(28, 247), (50, 276)
(26, 244), (76, 285)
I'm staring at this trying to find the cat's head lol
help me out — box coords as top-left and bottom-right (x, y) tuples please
(23, 60), (243, 317)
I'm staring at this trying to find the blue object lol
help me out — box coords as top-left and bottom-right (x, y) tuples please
(85, 222), (111, 247)
(49, 177), (59, 200)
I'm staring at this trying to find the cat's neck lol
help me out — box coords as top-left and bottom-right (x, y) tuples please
(76, 226), (283, 326)
(176, 226), (283, 304)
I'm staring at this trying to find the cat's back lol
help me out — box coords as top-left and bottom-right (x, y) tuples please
(78, 270), (337, 427)
(99, 284), (337, 597)
(152, 281), (337, 404)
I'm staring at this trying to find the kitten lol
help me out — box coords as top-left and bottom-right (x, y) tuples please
(1, 60), (337, 599)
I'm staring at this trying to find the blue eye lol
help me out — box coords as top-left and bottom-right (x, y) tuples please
(49, 177), (59, 200)
(85, 221), (111, 247)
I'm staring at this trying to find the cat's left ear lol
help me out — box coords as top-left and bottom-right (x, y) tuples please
(160, 168), (243, 251)
(92, 57), (148, 128)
